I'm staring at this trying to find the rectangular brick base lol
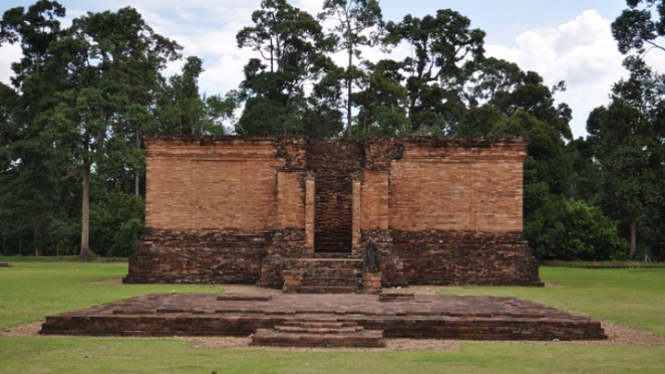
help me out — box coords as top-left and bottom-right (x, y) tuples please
(40, 293), (606, 341)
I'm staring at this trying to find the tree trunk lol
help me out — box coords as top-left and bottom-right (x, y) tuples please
(79, 162), (94, 259)
(135, 133), (140, 196)
(135, 172), (140, 196)
(629, 218), (636, 259)
(346, 25), (353, 138)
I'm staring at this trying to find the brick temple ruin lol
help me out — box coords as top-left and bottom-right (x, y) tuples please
(124, 136), (543, 291)
(45, 136), (606, 344)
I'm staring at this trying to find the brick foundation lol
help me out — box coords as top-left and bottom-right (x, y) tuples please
(390, 230), (542, 286)
(124, 228), (274, 284)
(40, 293), (607, 341)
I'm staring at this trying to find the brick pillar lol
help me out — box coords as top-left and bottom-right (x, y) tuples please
(352, 177), (361, 249)
(277, 171), (304, 230)
(277, 172), (287, 229)
(362, 171), (390, 231)
(378, 172), (389, 230)
(305, 176), (315, 248)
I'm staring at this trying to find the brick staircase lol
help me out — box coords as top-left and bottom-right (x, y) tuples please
(282, 257), (362, 293)
(250, 318), (386, 348)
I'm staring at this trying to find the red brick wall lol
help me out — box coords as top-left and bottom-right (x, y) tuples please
(144, 138), (284, 231)
(126, 136), (541, 286)
(389, 141), (525, 232)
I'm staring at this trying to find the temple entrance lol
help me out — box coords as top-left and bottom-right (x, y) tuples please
(314, 176), (353, 253)
(307, 140), (362, 253)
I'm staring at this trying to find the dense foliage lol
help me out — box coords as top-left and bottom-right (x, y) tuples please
(1, 0), (662, 261)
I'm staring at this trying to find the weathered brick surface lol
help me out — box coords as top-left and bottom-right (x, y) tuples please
(40, 293), (607, 341)
(362, 272), (382, 294)
(282, 258), (362, 293)
(126, 136), (541, 287)
(390, 230), (542, 286)
(124, 228), (274, 284)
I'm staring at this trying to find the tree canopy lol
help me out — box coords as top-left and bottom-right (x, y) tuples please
(612, 0), (665, 55)
(3, 0), (663, 262)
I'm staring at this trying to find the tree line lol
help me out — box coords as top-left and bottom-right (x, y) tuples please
(0, 0), (663, 261)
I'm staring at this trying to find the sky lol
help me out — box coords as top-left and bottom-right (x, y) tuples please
(1, 0), (662, 138)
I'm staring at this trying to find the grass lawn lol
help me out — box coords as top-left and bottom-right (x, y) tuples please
(1, 260), (664, 373)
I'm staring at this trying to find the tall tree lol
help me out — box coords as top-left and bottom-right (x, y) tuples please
(154, 56), (236, 136)
(319, 0), (383, 137)
(463, 57), (523, 108)
(612, 0), (665, 55)
(459, 58), (573, 140)
(0, 0), (65, 82)
(353, 59), (408, 136)
(0, 1), (72, 256)
(586, 57), (665, 258)
(236, 0), (338, 137)
(385, 9), (485, 134)
(41, 7), (180, 258)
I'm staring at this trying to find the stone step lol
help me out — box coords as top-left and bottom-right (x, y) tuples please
(301, 277), (360, 287)
(303, 268), (360, 278)
(282, 318), (341, 324)
(251, 326), (386, 348)
(312, 252), (356, 259)
(299, 285), (358, 294)
(282, 320), (358, 328)
(274, 326), (365, 334)
(284, 258), (361, 269)
(282, 258), (363, 294)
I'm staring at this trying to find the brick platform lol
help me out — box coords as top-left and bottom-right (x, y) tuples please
(40, 293), (606, 341)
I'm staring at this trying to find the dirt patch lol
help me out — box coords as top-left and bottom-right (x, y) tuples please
(0, 262), (10, 267)
(5, 318), (664, 350)
(183, 336), (462, 352)
(1, 321), (43, 337)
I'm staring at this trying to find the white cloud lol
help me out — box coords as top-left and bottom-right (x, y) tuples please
(485, 10), (627, 138)
(167, 20), (256, 95)
(176, 7), (196, 21)
(296, 0), (324, 16)
(0, 44), (21, 86)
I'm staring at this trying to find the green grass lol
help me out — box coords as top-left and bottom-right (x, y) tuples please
(541, 260), (665, 268)
(0, 338), (663, 374)
(1, 261), (664, 373)
(0, 255), (128, 262)
(0, 261), (219, 328)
